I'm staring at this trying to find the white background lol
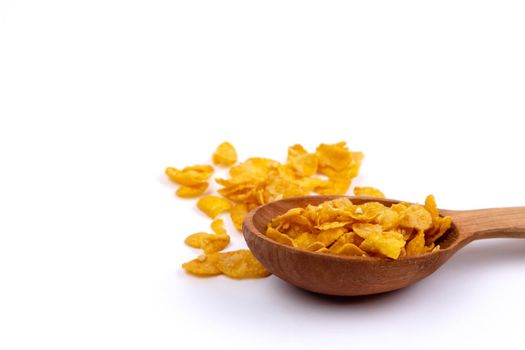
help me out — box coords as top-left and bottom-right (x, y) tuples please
(1, 1), (525, 349)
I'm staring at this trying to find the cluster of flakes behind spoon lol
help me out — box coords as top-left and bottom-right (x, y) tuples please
(167, 141), (366, 279)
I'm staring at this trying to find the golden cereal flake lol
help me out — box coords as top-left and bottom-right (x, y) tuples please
(165, 165), (213, 186)
(182, 254), (221, 276)
(215, 250), (271, 279)
(399, 205), (432, 231)
(336, 243), (367, 257)
(266, 227), (294, 246)
(286, 144), (318, 177)
(230, 203), (249, 231)
(176, 183), (208, 198)
(360, 231), (406, 259)
(212, 142), (238, 166)
(292, 232), (319, 249)
(406, 229), (426, 256)
(197, 196), (232, 218)
(328, 232), (356, 253)
(352, 223), (383, 239)
(184, 232), (230, 253)
(353, 186), (385, 198)
(317, 228), (346, 246)
(210, 218), (227, 235)
(316, 142), (355, 172)
(305, 242), (325, 251)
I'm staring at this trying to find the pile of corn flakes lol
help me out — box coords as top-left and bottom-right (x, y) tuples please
(266, 192), (452, 259)
(166, 141), (364, 278)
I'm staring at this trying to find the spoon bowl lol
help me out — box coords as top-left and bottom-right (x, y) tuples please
(243, 195), (525, 296)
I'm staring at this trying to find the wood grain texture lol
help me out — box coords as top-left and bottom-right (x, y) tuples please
(243, 196), (525, 296)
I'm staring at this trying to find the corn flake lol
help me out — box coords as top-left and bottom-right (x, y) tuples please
(197, 196), (232, 218)
(211, 218), (227, 235)
(230, 203), (250, 231)
(286, 144), (318, 177)
(353, 186), (385, 198)
(165, 165), (213, 186)
(305, 242), (325, 251)
(182, 254), (222, 276)
(352, 223), (382, 239)
(336, 243), (367, 257)
(184, 232), (230, 253)
(317, 228), (346, 246)
(399, 205), (432, 231)
(212, 142), (238, 166)
(292, 232), (319, 248)
(266, 227), (294, 246)
(215, 250), (271, 279)
(316, 142), (354, 172)
(406, 229), (426, 256)
(176, 183), (208, 198)
(328, 232), (355, 253)
(360, 231), (405, 259)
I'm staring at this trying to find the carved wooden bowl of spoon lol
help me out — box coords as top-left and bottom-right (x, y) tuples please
(243, 195), (525, 296)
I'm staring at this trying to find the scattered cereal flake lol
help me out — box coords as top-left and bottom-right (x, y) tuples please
(230, 203), (249, 231)
(197, 196), (232, 218)
(212, 142), (238, 166)
(314, 175), (352, 195)
(316, 142), (354, 172)
(185, 232), (230, 253)
(182, 253), (221, 276)
(286, 144), (318, 177)
(211, 218), (227, 235)
(353, 186), (385, 198)
(215, 250), (271, 279)
(165, 165), (213, 186)
(176, 183), (208, 198)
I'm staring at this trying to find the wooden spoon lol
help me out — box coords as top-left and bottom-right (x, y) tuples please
(243, 195), (525, 296)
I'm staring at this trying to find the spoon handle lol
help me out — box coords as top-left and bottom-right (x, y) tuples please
(444, 207), (525, 241)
